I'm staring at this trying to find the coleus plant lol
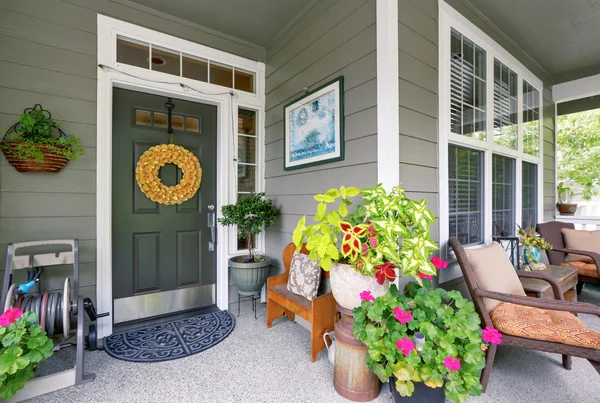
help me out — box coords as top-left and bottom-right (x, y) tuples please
(293, 184), (439, 283)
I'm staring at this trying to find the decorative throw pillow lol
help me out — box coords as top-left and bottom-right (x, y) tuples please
(561, 228), (600, 263)
(465, 242), (526, 312)
(287, 251), (321, 301)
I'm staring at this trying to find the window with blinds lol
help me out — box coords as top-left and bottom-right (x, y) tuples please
(492, 154), (516, 236)
(450, 29), (486, 140)
(493, 59), (518, 150)
(522, 161), (538, 228)
(449, 145), (483, 245)
(523, 81), (540, 156)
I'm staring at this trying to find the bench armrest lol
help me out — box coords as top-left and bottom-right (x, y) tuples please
(516, 271), (565, 300)
(267, 272), (288, 288)
(474, 288), (600, 317)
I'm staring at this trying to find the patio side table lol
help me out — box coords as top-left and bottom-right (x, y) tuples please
(519, 265), (578, 302)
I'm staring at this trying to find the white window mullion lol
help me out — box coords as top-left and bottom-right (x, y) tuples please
(484, 45), (495, 244)
(515, 157), (523, 233)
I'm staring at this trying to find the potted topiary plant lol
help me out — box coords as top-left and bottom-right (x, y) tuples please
(1, 104), (84, 173)
(0, 309), (54, 400)
(218, 192), (280, 296)
(353, 276), (502, 403)
(293, 184), (438, 310)
(556, 182), (577, 215)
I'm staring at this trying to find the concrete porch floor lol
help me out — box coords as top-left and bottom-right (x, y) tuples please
(25, 287), (600, 403)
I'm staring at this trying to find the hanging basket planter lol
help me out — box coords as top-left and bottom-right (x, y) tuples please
(1, 141), (69, 173)
(1, 104), (83, 173)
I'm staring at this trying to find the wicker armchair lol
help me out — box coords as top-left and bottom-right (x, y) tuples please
(537, 221), (600, 294)
(449, 236), (600, 393)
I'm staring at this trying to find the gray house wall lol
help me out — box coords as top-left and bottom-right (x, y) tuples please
(263, 0), (378, 271)
(0, 0), (264, 304)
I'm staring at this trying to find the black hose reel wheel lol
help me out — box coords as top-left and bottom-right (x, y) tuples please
(86, 323), (98, 351)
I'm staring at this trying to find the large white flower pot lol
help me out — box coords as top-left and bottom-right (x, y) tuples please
(329, 263), (390, 310)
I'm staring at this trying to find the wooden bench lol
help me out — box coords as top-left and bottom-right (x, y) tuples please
(266, 243), (337, 362)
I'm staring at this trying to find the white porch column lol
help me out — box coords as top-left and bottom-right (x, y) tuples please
(376, 0), (400, 190)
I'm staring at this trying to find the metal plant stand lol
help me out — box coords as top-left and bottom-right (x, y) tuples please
(237, 292), (260, 319)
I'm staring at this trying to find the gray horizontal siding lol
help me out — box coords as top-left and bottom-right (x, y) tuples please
(398, 0), (440, 247)
(264, 0), (377, 270)
(0, 0), (264, 308)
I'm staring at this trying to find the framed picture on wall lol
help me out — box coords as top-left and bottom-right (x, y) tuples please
(283, 76), (344, 170)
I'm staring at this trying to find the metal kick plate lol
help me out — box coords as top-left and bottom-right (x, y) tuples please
(113, 284), (215, 323)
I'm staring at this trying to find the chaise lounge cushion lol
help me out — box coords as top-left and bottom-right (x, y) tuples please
(561, 228), (600, 263)
(465, 242), (527, 312)
(491, 302), (600, 350)
(560, 261), (600, 278)
(287, 251), (321, 301)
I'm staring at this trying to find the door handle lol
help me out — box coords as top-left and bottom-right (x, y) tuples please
(208, 212), (216, 251)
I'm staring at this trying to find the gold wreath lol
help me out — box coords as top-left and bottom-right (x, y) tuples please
(135, 144), (202, 205)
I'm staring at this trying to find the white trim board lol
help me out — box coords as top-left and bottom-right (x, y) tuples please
(553, 73), (600, 103)
(96, 15), (265, 338)
(376, 0), (400, 190)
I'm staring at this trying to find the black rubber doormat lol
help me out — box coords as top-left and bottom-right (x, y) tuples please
(104, 310), (235, 362)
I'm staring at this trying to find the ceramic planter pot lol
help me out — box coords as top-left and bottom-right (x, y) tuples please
(329, 262), (389, 310)
(389, 376), (445, 403)
(556, 203), (577, 216)
(229, 256), (271, 296)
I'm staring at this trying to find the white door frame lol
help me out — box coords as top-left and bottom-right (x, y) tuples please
(96, 15), (265, 338)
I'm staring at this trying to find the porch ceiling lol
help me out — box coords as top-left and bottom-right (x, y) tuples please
(127, 0), (315, 48)
(465, 0), (600, 83)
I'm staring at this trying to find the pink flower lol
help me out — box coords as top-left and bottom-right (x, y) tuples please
(444, 356), (461, 372)
(431, 256), (448, 269)
(393, 307), (413, 324)
(0, 309), (22, 327)
(418, 272), (433, 281)
(396, 337), (415, 356)
(369, 237), (377, 248)
(362, 243), (368, 252)
(360, 290), (375, 302)
(482, 326), (503, 345)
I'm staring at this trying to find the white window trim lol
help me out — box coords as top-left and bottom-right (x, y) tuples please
(438, 2), (544, 282)
(97, 15), (265, 338)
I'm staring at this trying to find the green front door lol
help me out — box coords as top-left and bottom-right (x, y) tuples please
(112, 88), (217, 323)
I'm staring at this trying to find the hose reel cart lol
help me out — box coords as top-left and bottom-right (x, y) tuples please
(1, 239), (108, 401)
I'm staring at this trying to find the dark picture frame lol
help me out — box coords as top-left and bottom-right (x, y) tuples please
(283, 76), (344, 170)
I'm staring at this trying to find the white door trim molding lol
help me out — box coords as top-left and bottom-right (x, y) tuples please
(376, 0), (400, 190)
(96, 15), (265, 338)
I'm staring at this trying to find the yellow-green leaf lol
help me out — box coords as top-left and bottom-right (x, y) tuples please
(345, 186), (361, 197)
(338, 202), (348, 217)
(321, 256), (332, 270)
(325, 188), (341, 199)
(318, 244), (327, 258)
(326, 244), (339, 260)
(340, 186), (347, 199)
(314, 194), (324, 202)
(395, 380), (415, 397)
(292, 230), (303, 248)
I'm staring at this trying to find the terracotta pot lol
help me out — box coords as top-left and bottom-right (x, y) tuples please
(329, 262), (389, 310)
(556, 203), (577, 216)
(1, 141), (69, 173)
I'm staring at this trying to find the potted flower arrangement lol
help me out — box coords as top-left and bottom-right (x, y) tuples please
(1, 104), (84, 173)
(353, 274), (502, 403)
(293, 184), (438, 309)
(0, 309), (54, 400)
(517, 224), (553, 271)
(556, 182), (577, 216)
(218, 192), (280, 296)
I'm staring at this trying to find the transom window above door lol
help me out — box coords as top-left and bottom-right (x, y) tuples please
(116, 36), (256, 94)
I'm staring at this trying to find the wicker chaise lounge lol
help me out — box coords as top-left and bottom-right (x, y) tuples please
(449, 236), (600, 392)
